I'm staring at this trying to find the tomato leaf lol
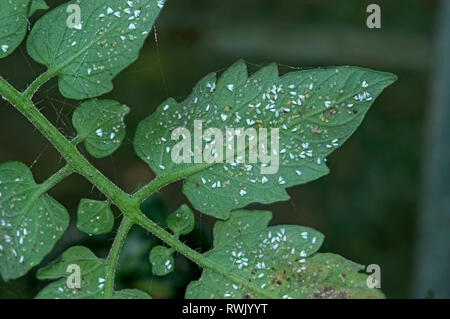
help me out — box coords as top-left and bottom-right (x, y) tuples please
(36, 246), (151, 298)
(76, 199), (114, 235)
(167, 204), (195, 236)
(26, 0), (163, 99)
(135, 60), (397, 219)
(149, 245), (174, 276)
(0, 162), (69, 281)
(0, 0), (47, 59)
(185, 210), (383, 299)
(72, 99), (129, 158)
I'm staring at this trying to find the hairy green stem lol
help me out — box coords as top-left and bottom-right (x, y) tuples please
(25, 165), (73, 216)
(105, 216), (134, 298)
(0, 74), (273, 299)
(39, 165), (73, 192)
(131, 163), (211, 202)
(70, 135), (83, 145)
(23, 70), (56, 99)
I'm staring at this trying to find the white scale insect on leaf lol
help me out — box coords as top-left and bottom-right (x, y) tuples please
(157, 0), (165, 9)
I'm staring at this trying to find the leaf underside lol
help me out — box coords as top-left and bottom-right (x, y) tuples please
(0, 162), (69, 281)
(149, 245), (174, 276)
(26, 0), (163, 99)
(36, 246), (151, 299)
(185, 210), (384, 299)
(72, 99), (129, 158)
(76, 199), (114, 235)
(167, 204), (195, 236)
(135, 60), (397, 219)
(28, 0), (49, 17)
(0, 0), (47, 59)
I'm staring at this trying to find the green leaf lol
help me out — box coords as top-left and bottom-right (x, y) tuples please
(135, 60), (397, 219)
(28, 0), (49, 17)
(26, 0), (164, 99)
(167, 204), (195, 236)
(36, 246), (151, 299)
(0, 162), (69, 281)
(72, 99), (129, 158)
(149, 245), (174, 276)
(0, 0), (48, 59)
(112, 289), (152, 299)
(185, 210), (383, 299)
(295, 253), (384, 299)
(76, 199), (114, 235)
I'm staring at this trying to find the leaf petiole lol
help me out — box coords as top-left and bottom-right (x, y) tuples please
(104, 216), (134, 298)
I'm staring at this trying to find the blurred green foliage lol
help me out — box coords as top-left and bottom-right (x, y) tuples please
(0, 0), (437, 298)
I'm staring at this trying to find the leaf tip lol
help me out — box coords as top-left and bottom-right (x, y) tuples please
(385, 72), (398, 85)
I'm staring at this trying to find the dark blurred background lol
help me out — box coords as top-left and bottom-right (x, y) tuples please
(1, 0), (449, 299)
